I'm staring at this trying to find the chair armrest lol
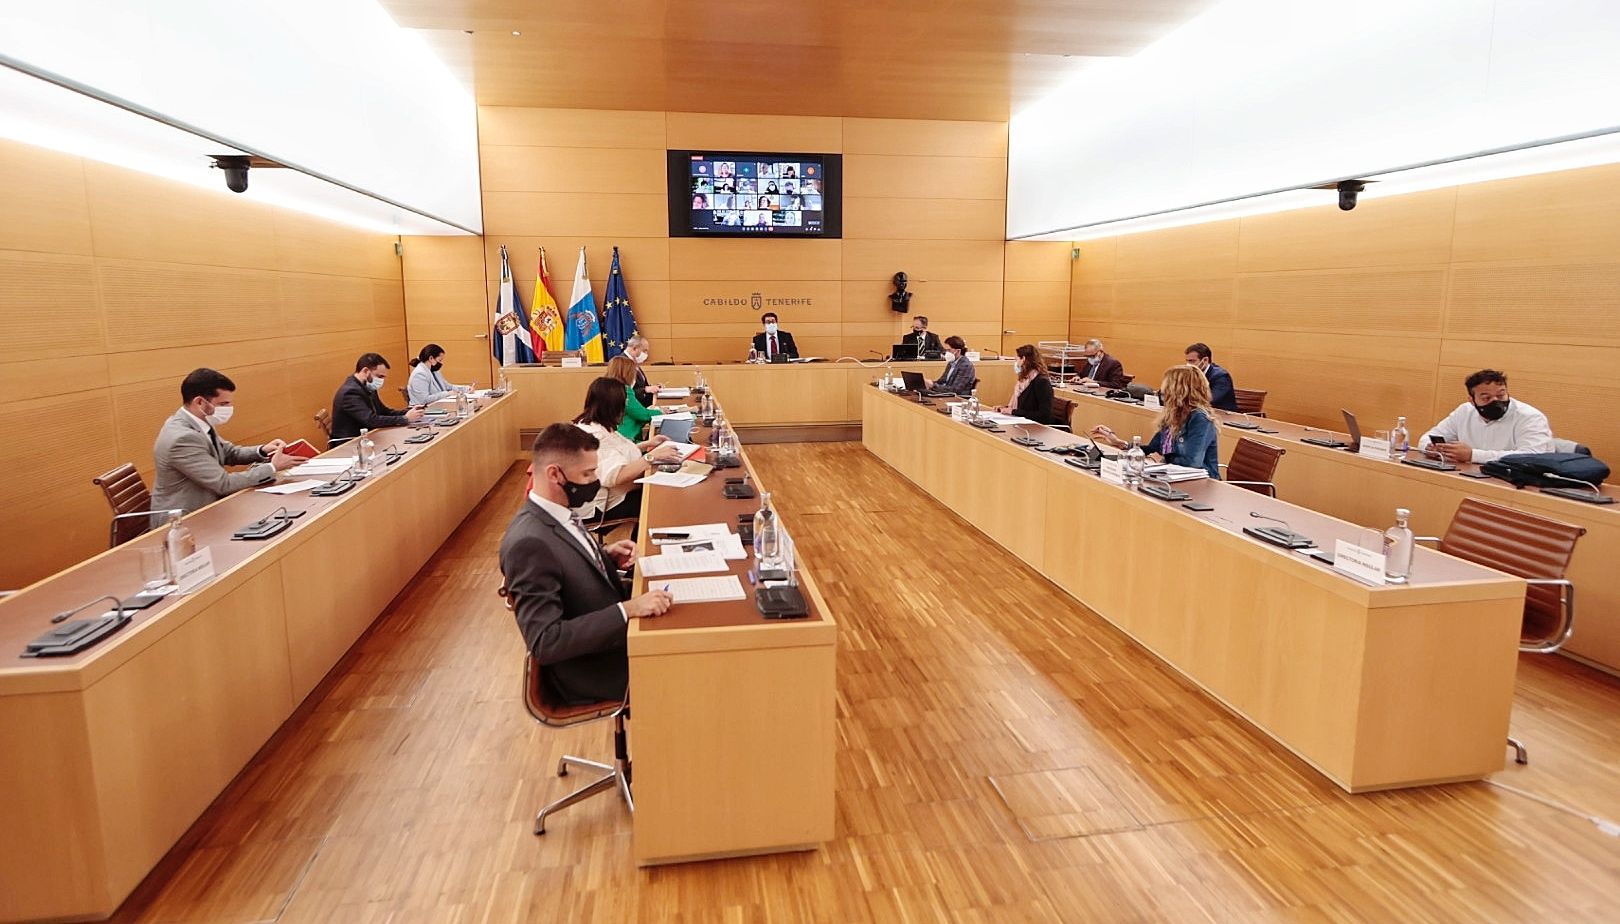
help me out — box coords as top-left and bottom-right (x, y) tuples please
(1413, 536), (1441, 546)
(1224, 480), (1277, 498)
(1523, 578), (1576, 653)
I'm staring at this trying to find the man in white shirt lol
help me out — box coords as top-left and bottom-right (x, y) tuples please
(1419, 369), (1556, 464)
(499, 424), (672, 704)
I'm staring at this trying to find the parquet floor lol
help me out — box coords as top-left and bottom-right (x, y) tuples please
(114, 443), (1620, 923)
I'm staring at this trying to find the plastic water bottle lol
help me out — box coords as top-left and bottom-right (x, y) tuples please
(164, 510), (194, 580)
(753, 491), (782, 572)
(1124, 436), (1146, 487)
(968, 389), (981, 421)
(455, 389), (471, 419)
(1383, 508), (1414, 583)
(357, 429), (376, 472)
(498, 369), (510, 393)
(1390, 416), (1410, 458)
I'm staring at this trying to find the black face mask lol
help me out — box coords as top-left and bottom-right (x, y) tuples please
(560, 477), (601, 510)
(1476, 399), (1510, 421)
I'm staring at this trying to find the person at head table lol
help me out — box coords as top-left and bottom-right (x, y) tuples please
(1000, 344), (1056, 424)
(329, 352), (424, 447)
(1183, 342), (1238, 412)
(1089, 365), (1221, 479)
(751, 311), (799, 360)
(499, 423), (674, 706)
(406, 343), (468, 405)
(1076, 338), (1130, 389)
(573, 378), (684, 521)
(605, 355), (662, 440)
(926, 336), (976, 396)
(151, 368), (301, 515)
(1419, 369), (1555, 464)
(621, 334), (658, 405)
(906, 316), (943, 357)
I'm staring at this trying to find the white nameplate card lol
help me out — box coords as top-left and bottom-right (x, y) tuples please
(1143, 395), (1161, 409)
(173, 547), (217, 594)
(1100, 458), (1126, 485)
(966, 351), (981, 362)
(1358, 437), (1391, 459)
(1332, 540), (1387, 586)
(561, 356), (584, 368)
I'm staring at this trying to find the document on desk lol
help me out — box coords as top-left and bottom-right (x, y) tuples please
(663, 441), (702, 460)
(977, 412), (1026, 426)
(258, 479), (324, 495)
(639, 549), (730, 577)
(658, 387), (692, 399)
(1143, 463), (1209, 482)
(652, 522), (734, 546)
(287, 459), (354, 477)
(651, 574), (747, 604)
(635, 470), (707, 488)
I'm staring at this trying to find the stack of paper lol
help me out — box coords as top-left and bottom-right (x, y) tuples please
(649, 574), (747, 603)
(286, 458), (355, 478)
(1144, 463), (1210, 482)
(639, 549), (729, 577)
(634, 471), (707, 488)
(662, 441), (702, 460)
(669, 535), (747, 560)
(650, 523), (734, 545)
(656, 411), (695, 422)
(658, 387), (692, 399)
(258, 480), (324, 495)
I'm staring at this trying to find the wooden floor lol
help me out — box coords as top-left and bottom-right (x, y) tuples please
(113, 444), (1620, 923)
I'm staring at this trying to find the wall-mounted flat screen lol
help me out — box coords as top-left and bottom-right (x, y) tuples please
(667, 150), (842, 238)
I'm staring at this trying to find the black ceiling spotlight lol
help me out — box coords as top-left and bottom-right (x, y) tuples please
(1312, 178), (1374, 211)
(209, 154), (284, 193)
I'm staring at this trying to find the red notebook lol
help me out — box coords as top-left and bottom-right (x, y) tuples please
(283, 439), (320, 459)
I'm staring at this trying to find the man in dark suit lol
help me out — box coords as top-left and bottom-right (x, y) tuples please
(1185, 342), (1238, 411)
(906, 316), (944, 358)
(624, 334), (657, 405)
(1077, 338), (1130, 389)
(500, 424), (673, 705)
(750, 312), (799, 360)
(329, 352), (424, 447)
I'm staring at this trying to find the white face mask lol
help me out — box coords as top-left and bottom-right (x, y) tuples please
(765, 322), (778, 334)
(205, 403), (233, 426)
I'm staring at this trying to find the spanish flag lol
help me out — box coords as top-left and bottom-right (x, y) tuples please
(533, 247), (565, 354)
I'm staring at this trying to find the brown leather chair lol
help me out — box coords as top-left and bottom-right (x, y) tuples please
(93, 463), (156, 548)
(1050, 396), (1075, 432)
(1416, 498), (1586, 765)
(1220, 438), (1286, 497)
(1234, 388), (1268, 417)
(499, 582), (632, 834)
(314, 408), (332, 438)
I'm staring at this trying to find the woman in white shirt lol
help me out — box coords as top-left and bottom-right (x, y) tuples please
(407, 344), (466, 405)
(572, 377), (682, 520)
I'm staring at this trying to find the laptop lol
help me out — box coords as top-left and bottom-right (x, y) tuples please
(891, 342), (920, 361)
(1300, 409), (1359, 450)
(900, 371), (927, 393)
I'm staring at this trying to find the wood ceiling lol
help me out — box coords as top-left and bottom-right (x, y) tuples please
(380, 0), (1215, 122)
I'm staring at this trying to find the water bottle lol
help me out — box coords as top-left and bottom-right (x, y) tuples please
(357, 428), (376, 472)
(455, 389), (471, 419)
(968, 389), (981, 421)
(1390, 416), (1410, 458)
(753, 491), (782, 572)
(164, 510), (195, 580)
(722, 420), (740, 460)
(1383, 507), (1414, 583)
(498, 369), (510, 393)
(711, 415), (727, 455)
(1124, 436), (1146, 487)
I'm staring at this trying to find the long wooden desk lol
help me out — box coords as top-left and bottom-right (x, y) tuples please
(0, 396), (515, 923)
(506, 359), (1017, 440)
(625, 390), (837, 865)
(1060, 386), (1620, 674)
(864, 387), (1527, 793)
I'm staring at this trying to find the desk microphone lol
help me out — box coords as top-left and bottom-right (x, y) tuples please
(1249, 511), (1293, 528)
(51, 594), (126, 625)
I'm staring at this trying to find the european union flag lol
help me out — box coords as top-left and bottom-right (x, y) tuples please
(601, 246), (637, 361)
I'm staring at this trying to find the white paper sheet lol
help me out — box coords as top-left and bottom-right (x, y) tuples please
(634, 471), (707, 488)
(649, 574), (747, 603)
(657, 387), (692, 399)
(671, 535), (747, 560)
(258, 480), (324, 495)
(286, 459), (354, 477)
(650, 523), (734, 546)
(638, 550), (730, 577)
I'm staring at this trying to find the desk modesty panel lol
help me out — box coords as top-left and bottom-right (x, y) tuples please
(863, 387), (1526, 793)
(1061, 387), (1620, 673)
(505, 359), (1018, 436)
(0, 396), (515, 924)
(625, 390), (837, 866)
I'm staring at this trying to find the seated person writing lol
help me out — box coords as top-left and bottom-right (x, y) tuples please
(1001, 344), (1055, 424)
(500, 423), (673, 705)
(573, 378), (684, 521)
(152, 368), (300, 514)
(1089, 364), (1221, 479)
(329, 352), (424, 446)
(406, 343), (467, 405)
(1419, 369), (1554, 464)
(605, 355), (662, 440)
(1076, 338), (1130, 389)
(926, 336), (976, 396)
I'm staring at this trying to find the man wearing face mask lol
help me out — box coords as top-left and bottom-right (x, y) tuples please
(1077, 338), (1130, 390)
(152, 368), (300, 514)
(623, 334), (659, 405)
(750, 312), (799, 361)
(500, 423), (674, 704)
(329, 352), (425, 447)
(1420, 369), (1555, 464)
(908, 316), (943, 359)
(925, 335), (976, 395)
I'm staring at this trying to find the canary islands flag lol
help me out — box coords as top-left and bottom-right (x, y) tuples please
(565, 246), (604, 363)
(492, 244), (538, 367)
(601, 247), (637, 361)
(533, 247), (564, 354)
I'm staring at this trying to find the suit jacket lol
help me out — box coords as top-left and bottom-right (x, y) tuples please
(1013, 374), (1055, 425)
(151, 409), (274, 514)
(632, 365), (653, 408)
(934, 355), (977, 395)
(907, 330), (944, 357)
(329, 375), (409, 446)
(1205, 363), (1238, 412)
(1081, 353), (1130, 389)
(751, 330), (799, 360)
(499, 500), (629, 705)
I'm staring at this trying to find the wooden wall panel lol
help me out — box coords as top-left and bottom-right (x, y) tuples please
(1068, 160), (1620, 460)
(0, 139), (405, 589)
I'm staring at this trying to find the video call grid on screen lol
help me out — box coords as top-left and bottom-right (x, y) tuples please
(688, 156), (825, 234)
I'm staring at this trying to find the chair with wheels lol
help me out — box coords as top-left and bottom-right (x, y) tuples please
(1414, 497), (1586, 765)
(1049, 396), (1075, 432)
(93, 463), (157, 548)
(1219, 438), (1286, 497)
(1234, 388), (1269, 417)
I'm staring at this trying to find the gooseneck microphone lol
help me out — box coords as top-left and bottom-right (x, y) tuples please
(51, 594), (126, 625)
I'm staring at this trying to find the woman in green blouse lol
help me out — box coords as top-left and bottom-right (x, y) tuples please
(606, 354), (661, 439)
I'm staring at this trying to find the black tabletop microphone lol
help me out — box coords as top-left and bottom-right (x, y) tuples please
(51, 594), (126, 625)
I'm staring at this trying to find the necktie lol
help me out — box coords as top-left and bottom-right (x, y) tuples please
(770, 333), (778, 357)
(208, 428), (222, 459)
(569, 513), (611, 579)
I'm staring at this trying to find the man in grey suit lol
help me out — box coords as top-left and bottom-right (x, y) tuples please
(151, 368), (299, 514)
(500, 423), (673, 705)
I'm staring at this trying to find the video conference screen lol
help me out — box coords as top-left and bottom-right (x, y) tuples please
(668, 150), (842, 238)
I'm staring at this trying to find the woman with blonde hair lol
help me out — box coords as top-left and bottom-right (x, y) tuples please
(605, 354), (662, 440)
(1089, 364), (1220, 478)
